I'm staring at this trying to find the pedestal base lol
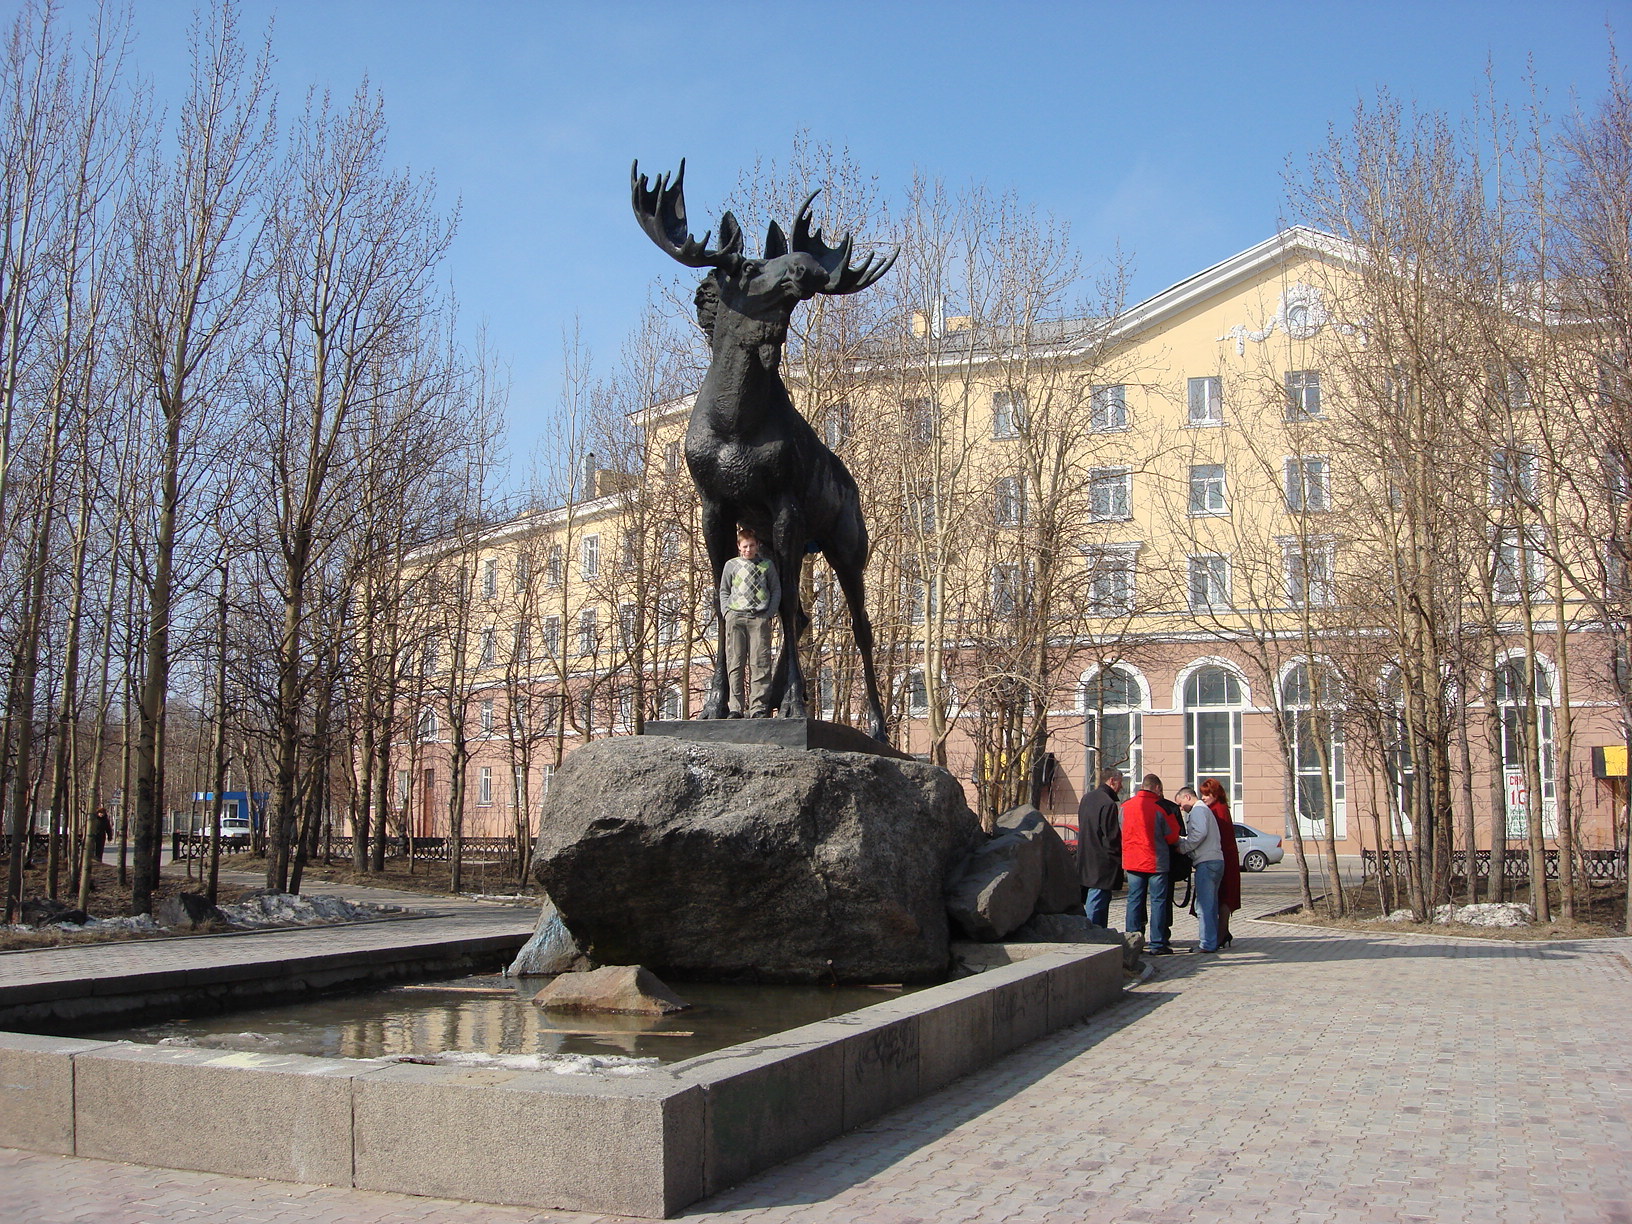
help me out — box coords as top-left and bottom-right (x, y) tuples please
(640, 717), (911, 761)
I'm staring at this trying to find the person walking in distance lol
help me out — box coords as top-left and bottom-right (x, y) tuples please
(1199, 777), (1241, 947)
(1175, 785), (1224, 952)
(718, 527), (780, 718)
(1077, 769), (1123, 928)
(1122, 774), (1181, 954)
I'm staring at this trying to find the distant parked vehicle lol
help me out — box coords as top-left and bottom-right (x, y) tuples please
(1048, 819), (1080, 853)
(1234, 823), (1284, 872)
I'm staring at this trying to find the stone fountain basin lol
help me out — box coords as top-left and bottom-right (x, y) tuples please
(0, 944), (1121, 1218)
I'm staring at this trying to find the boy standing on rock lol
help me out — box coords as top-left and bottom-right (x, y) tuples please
(718, 527), (780, 718)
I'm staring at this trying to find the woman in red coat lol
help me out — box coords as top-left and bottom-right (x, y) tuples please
(1200, 778), (1241, 947)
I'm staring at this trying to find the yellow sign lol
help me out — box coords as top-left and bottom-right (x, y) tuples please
(1598, 745), (1628, 779)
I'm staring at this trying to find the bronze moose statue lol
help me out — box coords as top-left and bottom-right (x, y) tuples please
(632, 160), (896, 741)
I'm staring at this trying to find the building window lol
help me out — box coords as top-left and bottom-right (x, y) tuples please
(1187, 376), (1223, 426)
(511, 622), (527, 663)
(992, 389), (1027, 438)
(616, 686), (634, 730)
(1188, 463), (1227, 515)
(1283, 457), (1330, 513)
(619, 602), (638, 649)
(1086, 546), (1136, 614)
(479, 627), (496, 667)
(994, 475), (1025, 526)
(904, 482), (936, 536)
(541, 614), (561, 658)
(1282, 663), (1345, 837)
(1090, 384), (1127, 432)
(1489, 447), (1539, 506)
(660, 527), (682, 564)
(1284, 370), (1323, 421)
(581, 534), (600, 579)
(481, 558), (497, 599)
(665, 441), (682, 476)
(578, 608), (597, 656)
(903, 668), (929, 717)
(477, 766), (493, 806)
(419, 638), (438, 676)
(899, 562), (929, 625)
(991, 562), (1027, 618)
(1283, 539), (1336, 607)
(1493, 528), (1545, 603)
(1183, 665), (1245, 809)
(1188, 555), (1230, 612)
(905, 397), (938, 445)
(395, 769), (411, 810)
(416, 708), (438, 742)
(545, 543), (563, 587)
(823, 401), (852, 449)
(1495, 657), (1557, 837)
(514, 552), (531, 592)
(1491, 361), (1531, 410)
(657, 591), (683, 645)
(659, 685), (682, 721)
(1088, 467), (1131, 521)
(1083, 666), (1144, 793)
(480, 698), (494, 733)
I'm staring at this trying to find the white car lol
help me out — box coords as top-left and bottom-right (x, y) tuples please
(1233, 823), (1285, 872)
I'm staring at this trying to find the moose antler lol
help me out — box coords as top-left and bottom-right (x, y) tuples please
(791, 189), (898, 295)
(631, 160), (743, 269)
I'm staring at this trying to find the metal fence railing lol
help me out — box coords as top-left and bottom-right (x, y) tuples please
(1361, 847), (1627, 882)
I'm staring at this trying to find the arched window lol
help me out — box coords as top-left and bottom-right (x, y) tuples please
(1495, 657), (1557, 837)
(1182, 665), (1244, 809)
(658, 685), (683, 722)
(1083, 666), (1144, 798)
(1281, 662), (1345, 838)
(1379, 666), (1415, 836)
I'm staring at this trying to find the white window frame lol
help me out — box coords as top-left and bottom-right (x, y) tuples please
(577, 608), (597, 656)
(1188, 463), (1227, 515)
(1284, 370), (1323, 420)
(992, 389), (1027, 439)
(1088, 467), (1132, 522)
(1188, 554), (1231, 612)
(480, 698), (494, 733)
(477, 766), (493, 806)
(1187, 376), (1223, 426)
(1283, 456), (1330, 513)
(994, 475), (1025, 526)
(1281, 537), (1337, 607)
(581, 534), (600, 580)
(1086, 543), (1138, 615)
(1090, 384), (1128, 432)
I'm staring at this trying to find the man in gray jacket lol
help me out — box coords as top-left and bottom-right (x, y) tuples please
(1176, 785), (1224, 952)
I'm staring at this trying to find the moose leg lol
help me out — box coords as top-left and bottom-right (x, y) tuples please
(831, 557), (889, 743)
(698, 499), (736, 719)
(768, 505), (808, 719)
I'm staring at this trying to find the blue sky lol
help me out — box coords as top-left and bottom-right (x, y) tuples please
(59, 0), (1624, 473)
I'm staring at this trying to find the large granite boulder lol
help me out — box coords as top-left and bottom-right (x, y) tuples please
(531, 736), (982, 984)
(945, 805), (1080, 941)
(995, 805), (1081, 914)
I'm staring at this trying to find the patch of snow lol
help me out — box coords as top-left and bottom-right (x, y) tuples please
(1383, 903), (1533, 927)
(423, 1050), (659, 1076)
(218, 893), (394, 928)
(53, 914), (162, 933)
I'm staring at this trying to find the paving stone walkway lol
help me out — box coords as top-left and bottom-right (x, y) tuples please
(4, 881), (1630, 1223)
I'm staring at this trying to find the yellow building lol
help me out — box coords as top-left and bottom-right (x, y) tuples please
(391, 227), (1626, 883)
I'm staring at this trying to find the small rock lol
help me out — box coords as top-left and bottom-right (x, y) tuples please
(507, 898), (589, 976)
(532, 965), (691, 1016)
(156, 892), (224, 929)
(993, 806), (1081, 914)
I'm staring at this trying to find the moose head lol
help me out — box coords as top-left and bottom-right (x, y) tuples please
(632, 160), (897, 345)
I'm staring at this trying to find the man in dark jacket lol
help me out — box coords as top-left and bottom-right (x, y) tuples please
(1077, 769), (1123, 927)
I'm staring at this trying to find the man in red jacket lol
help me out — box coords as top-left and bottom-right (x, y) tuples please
(1122, 773), (1181, 954)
